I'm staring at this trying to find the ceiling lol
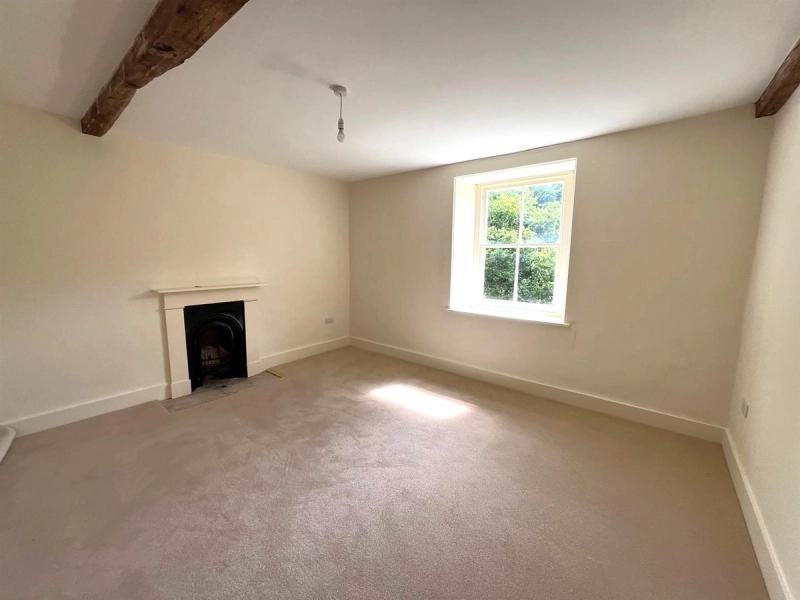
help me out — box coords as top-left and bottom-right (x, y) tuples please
(2, 0), (799, 181)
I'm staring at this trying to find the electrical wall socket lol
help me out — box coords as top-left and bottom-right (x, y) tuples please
(740, 399), (750, 419)
(324, 317), (334, 325)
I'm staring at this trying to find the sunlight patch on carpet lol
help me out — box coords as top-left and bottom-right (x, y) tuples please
(369, 383), (471, 419)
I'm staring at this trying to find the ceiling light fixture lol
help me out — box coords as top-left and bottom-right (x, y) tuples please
(330, 84), (347, 143)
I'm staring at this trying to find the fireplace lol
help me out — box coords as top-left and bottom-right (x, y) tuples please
(154, 282), (263, 399)
(184, 301), (247, 390)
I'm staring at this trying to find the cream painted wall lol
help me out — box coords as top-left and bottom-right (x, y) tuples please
(350, 107), (772, 426)
(0, 101), (349, 424)
(728, 91), (800, 599)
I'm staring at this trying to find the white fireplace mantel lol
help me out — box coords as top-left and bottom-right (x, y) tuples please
(154, 282), (265, 398)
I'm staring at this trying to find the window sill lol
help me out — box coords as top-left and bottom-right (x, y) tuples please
(446, 306), (571, 327)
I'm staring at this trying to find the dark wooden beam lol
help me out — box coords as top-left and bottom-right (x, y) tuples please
(755, 38), (800, 118)
(81, 0), (249, 136)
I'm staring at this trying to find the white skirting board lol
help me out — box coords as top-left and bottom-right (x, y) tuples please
(723, 431), (795, 600)
(3, 383), (170, 437)
(258, 336), (350, 371)
(0, 426), (15, 462)
(2, 336), (350, 437)
(4, 334), (720, 443)
(350, 336), (724, 442)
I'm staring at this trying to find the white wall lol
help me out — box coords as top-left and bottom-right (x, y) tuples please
(350, 107), (772, 427)
(727, 91), (800, 600)
(0, 101), (349, 426)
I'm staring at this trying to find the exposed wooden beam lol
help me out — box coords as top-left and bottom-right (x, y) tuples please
(81, 0), (249, 136)
(755, 38), (800, 118)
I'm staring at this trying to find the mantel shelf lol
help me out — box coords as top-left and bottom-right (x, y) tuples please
(152, 282), (265, 295)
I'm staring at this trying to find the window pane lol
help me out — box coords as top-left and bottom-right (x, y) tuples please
(484, 248), (516, 300)
(486, 188), (521, 243)
(522, 182), (563, 243)
(518, 248), (556, 304)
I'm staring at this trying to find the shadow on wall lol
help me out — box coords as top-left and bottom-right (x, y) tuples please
(129, 289), (172, 386)
(46, 0), (157, 119)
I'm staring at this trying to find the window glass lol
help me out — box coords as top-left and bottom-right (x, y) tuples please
(486, 187), (521, 243)
(522, 182), (563, 244)
(483, 248), (515, 300)
(518, 248), (556, 304)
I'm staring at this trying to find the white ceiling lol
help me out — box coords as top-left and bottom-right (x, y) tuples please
(2, 0), (799, 181)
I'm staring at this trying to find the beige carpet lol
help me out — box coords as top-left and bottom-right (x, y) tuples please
(0, 347), (766, 599)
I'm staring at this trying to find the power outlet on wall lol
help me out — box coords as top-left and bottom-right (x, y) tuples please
(324, 317), (334, 325)
(740, 399), (750, 419)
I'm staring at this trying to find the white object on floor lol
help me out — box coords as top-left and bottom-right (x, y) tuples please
(0, 426), (15, 463)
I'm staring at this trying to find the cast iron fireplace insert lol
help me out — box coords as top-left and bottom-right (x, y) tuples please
(184, 300), (247, 390)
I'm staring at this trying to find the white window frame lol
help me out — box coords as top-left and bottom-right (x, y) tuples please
(449, 160), (576, 325)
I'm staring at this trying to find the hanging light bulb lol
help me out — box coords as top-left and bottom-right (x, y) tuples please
(330, 84), (347, 143)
